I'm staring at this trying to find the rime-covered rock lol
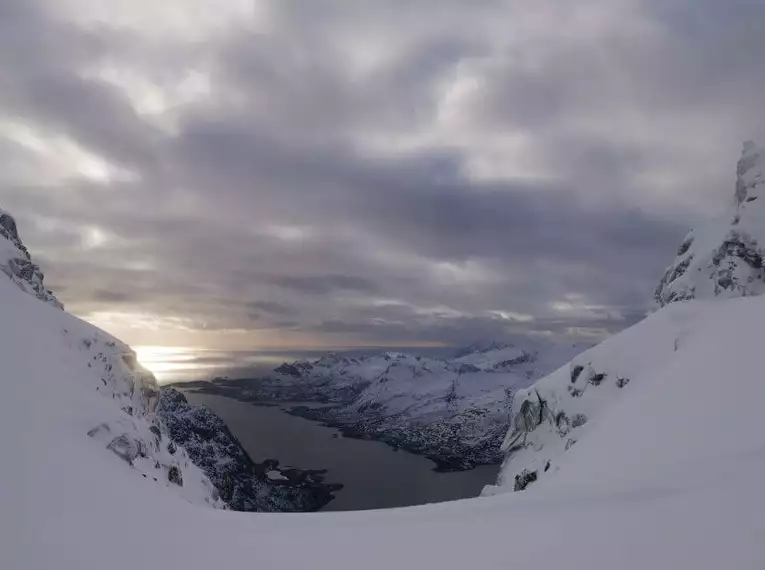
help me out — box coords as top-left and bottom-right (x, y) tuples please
(0, 209), (62, 309)
(656, 141), (765, 306)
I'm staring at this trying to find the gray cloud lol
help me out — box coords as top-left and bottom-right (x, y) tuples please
(249, 301), (293, 316)
(271, 275), (379, 295)
(1, 0), (763, 348)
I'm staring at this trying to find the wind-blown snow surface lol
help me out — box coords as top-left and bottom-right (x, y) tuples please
(5, 282), (765, 568)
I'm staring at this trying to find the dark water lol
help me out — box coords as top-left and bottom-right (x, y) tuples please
(182, 391), (498, 511)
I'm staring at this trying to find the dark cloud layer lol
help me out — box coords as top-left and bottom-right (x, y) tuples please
(1, 0), (764, 348)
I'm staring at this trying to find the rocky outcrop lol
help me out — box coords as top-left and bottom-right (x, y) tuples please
(656, 141), (765, 306)
(0, 209), (62, 309)
(157, 388), (340, 512)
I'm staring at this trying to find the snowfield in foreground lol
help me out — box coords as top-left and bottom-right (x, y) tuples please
(4, 267), (765, 569)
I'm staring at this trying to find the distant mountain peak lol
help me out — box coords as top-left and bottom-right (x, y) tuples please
(655, 141), (765, 306)
(0, 208), (62, 309)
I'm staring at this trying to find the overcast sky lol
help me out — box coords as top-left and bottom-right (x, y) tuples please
(1, 0), (764, 349)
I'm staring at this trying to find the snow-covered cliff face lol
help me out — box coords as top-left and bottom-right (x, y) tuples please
(0, 208), (221, 507)
(0, 209), (62, 309)
(486, 301), (697, 492)
(655, 141), (765, 306)
(489, 142), (765, 493)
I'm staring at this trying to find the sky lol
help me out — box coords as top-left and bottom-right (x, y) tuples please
(1, 0), (764, 351)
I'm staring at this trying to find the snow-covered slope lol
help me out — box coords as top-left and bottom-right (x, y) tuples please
(268, 353), (393, 401)
(7, 280), (765, 569)
(485, 299), (706, 491)
(491, 142), (765, 493)
(0, 259), (222, 510)
(656, 141), (765, 305)
(0, 210), (341, 514)
(486, 295), (765, 503)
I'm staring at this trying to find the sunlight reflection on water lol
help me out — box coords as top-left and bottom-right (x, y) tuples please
(133, 346), (312, 384)
(134, 345), (457, 385)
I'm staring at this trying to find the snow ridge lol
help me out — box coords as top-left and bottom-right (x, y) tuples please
(0, 207), (222, 507)
(655, 141), (765, 305)
(490, 142), (765, 494)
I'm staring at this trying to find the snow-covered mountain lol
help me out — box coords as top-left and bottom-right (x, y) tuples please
(284, 343), (588, 470)
(0, 208), (62, 309)
(0, 210), (221, 509)
(267, 352), (392, 401)
(185, 343), (588, 470)
(6, 136), (765, 569)
(655, 141), (765, 305)
(0, 209), (332, 514)
(489, 142), (765, 494)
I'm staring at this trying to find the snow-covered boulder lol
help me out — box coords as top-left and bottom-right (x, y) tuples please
(655, 141), (765, 305)
(0, 209), (62, 309)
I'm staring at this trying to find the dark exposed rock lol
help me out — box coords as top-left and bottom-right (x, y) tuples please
(567, 386), (583, 398)
(107, 434), (141, 465)
(589, 372), (606, 386)
(456, 363), (481, 374)
(571, 413), (588, 428)
(0, 209), (62, 309)
(168, 466), (183, 486)
(513, 469), (538, 491)
(616, 376), (630, 388)
(149, 425), (162, 441)
(157, 388), (339, 512)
